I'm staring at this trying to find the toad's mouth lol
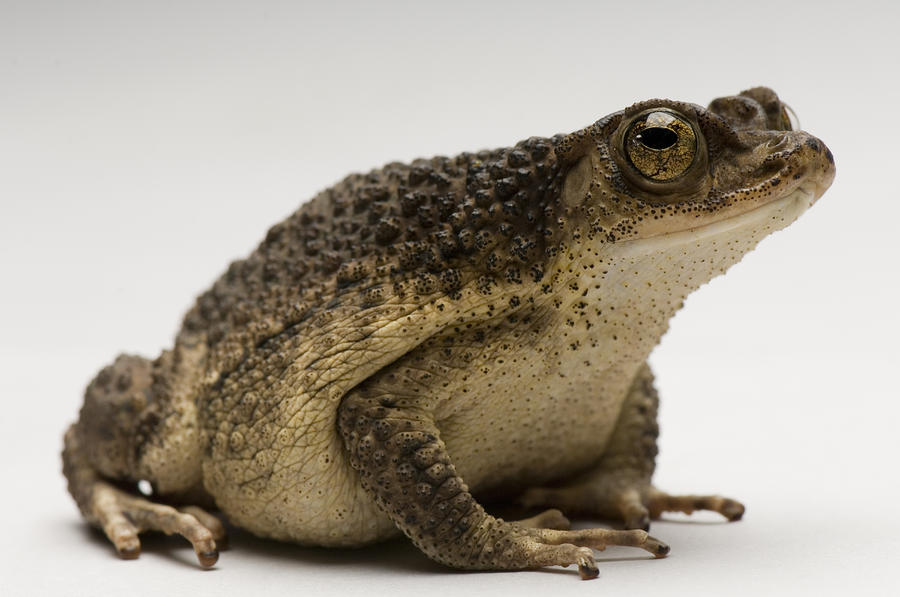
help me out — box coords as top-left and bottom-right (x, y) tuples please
(616, 183), (817, 257)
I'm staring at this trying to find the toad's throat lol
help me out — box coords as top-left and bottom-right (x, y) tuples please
(617, 185), (815, 257)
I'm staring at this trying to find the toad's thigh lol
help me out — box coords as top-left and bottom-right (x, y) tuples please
(204, 416), (397, 547)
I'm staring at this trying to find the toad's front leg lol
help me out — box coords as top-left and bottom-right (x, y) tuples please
(337, 387), (668, 579)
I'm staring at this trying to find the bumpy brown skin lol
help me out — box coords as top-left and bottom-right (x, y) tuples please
(63, 87), (835, 578)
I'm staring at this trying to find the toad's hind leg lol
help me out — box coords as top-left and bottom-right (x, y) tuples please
(518, 363), (745, 530)
(63, 426), (226, 566)
(63, 353), (224, 565)
(338, 388), (668, 579)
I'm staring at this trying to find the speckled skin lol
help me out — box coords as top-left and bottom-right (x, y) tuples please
(63, 87), (834, 578)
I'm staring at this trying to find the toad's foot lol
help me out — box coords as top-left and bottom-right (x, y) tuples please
(513, 526), (670, 579)
(519, 483), (745, 531)
(645, 489), (745, 522)
(63, 426), (226, 566)
(91, 481), (225, 566)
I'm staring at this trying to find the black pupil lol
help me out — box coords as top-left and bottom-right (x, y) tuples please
(638, 127), (678, 150)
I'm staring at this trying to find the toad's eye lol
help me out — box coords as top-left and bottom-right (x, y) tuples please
(625, 110), (698, 181)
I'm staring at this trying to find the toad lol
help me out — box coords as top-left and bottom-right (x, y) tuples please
(63, 87), (835, 578)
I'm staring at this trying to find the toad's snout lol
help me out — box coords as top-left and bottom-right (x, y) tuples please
(779, 131), (835, 205)
(753, 128), (835, 208)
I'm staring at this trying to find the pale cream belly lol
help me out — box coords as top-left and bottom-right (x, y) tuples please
(431, 334), (638, 498)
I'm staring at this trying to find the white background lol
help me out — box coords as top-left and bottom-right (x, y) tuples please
(1, 1), (898, 595)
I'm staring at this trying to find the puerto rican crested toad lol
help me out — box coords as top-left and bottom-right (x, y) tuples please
(63, 87), (835, 578)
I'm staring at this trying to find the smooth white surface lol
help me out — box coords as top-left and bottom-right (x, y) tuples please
(1, 1), (898, 595)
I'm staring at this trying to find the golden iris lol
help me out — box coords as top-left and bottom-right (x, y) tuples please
(624, 111), (697, 181)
